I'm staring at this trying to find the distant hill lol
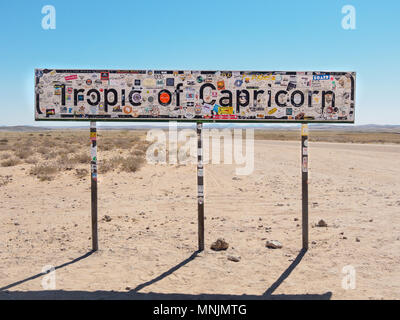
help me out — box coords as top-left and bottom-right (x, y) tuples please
(0, 125), (52, 131)
(0, 124), (399, 132)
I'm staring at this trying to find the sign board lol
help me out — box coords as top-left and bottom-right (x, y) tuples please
(35, 69), (355, 122)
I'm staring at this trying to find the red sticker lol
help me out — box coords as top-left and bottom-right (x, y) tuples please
(65, 75), (78, 81)
(159, 92), (171, 104)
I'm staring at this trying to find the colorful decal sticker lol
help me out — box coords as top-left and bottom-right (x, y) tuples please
(65, 75), (78, 81)
(100, 72), (109, 81)
(35, 69), (355, 123)
(302, 157), (308, 172)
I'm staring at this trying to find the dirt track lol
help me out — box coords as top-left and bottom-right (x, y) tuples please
(0, 140), (399, 299)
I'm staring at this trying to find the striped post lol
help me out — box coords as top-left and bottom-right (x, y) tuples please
(90, 121), (98, 251)
(197, 122), (205, 251)
(301, 123), (309, 250)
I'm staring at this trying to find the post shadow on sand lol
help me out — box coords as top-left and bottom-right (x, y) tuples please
(0, 248), (332, 300)
(0, 251), (94, 291)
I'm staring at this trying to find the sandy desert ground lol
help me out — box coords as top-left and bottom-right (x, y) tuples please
(0, 131), (399, 300)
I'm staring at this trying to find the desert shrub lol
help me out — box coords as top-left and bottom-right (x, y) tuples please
(1, 158), (20, 167)
(40, 138), (58, 148)
(56, 155), (75, 171)
(70, 152), (90, 164)
(0, 153), (12, 160)
(29, 163), (58, 181)
(98, 159), (114, 174)
(0, 175), (12, 187)
(131, 149), (145, 157)
(98, 155), (127, 173)
(99, 141), (115, 151)
(36, 146), (51, 155)
(121, 155), (145, 173)
(130, 135), (140, 144)
(14, 148), (31, 159)
(0, 139), (8, 144)
(110, 155), (125, 165)
(24, 157), (39, 165)
(75, 168), (88, 179)
(38, 174), (55, 181)
(41, 150), (59, 160)
(135, 140), (150, 152)
(29, 163), (58, 176)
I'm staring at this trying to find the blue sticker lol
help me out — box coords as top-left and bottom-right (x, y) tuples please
(166, 78), (174, 86)
(313, 74), (330, 81)
(234, 79), (243, 87)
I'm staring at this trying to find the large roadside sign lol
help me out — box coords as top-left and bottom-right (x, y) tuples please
(35, 69), (355, 122)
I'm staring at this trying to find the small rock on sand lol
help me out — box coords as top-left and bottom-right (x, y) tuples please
(103, 215), (112, 222)
(227, 255), (241, 262)
(210, 238), (229, 251)
(316, 219), (328, 227)
(266, 240), (282, 249)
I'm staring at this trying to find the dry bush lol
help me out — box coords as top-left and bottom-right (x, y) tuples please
(29, 163), (58, 181)
(99, 140), (115, 151)
(0, 153), (12, 160)
(132, 149), (145, 157)
(70, 152), (90, 164)
(98, 156), (125, 174)
(40, 138), (59, 149)
(121, 155), (145, 173)
(110, 155), (125, 165)
(98, 159), (113, 174)
(254, 130), (400, 144)
(41, 150), (59, 160)
(38, 174), (55, 181)
(65, 144), (78, 153)
(75, 168), (88, 179)
(25, 157), (39, 165)
(14, 148), (31, 160)
(0, 138), (8, 144)
(29, 163), (58, 175)
(56, 156), (74, 171)
(0, 175), (12, 187)
(1, 158), (20, 167)
(135, 140), (150, 152)
(36, 146), (51, 155)
(99, 135), (144, 151)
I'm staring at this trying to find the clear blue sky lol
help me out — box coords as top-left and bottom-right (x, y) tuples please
(0, 0), (399, 126)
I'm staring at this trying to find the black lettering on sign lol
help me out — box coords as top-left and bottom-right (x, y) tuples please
(104, 89), (118, 112)
(87, 89), (100, 106)
(200, 83), (216, 105)
(275, 90), (287, 107)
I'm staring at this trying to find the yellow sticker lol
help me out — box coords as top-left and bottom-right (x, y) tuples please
(268, 107), (277, 115)
(301, 124), (309, 136)
(218, 106), (233, 115)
